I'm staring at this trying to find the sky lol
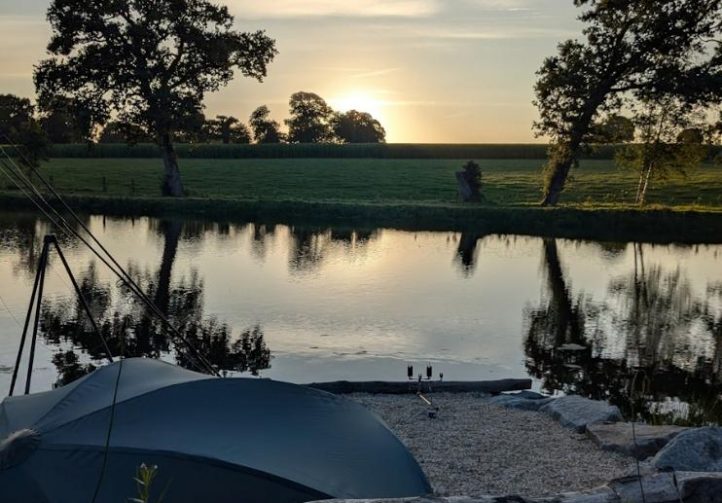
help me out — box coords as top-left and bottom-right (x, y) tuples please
(0, 0), (583, 143)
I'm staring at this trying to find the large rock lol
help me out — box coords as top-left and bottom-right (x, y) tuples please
(676, 471), (722, 502)
(652, 427), (722, 472)
(587, 423), (688, 460)
(539, 396), (623, 433)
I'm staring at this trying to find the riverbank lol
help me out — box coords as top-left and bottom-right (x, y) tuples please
(1, 191), (721, 244)
(351, 393), (636, 498)
(2, 157), (722, 243)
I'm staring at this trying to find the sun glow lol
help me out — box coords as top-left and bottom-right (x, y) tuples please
(330, 91), (387, 122)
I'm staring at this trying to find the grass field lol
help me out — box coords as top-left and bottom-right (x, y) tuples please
(9, 157), (722, 210)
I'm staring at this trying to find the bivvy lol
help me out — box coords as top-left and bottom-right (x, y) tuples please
(0, 357), (431, 503)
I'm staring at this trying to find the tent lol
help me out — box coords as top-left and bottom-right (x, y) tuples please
(0, 358), (431, 503)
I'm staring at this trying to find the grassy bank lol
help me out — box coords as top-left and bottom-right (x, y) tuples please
(1, 157), (721, 243)
(7, 157), (722, 209)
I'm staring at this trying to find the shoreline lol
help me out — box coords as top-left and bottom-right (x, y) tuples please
(350, 392), (635, 498)
(2, 192), (722, 244)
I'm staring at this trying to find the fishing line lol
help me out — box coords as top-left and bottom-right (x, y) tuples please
(0, 144), (216, 375)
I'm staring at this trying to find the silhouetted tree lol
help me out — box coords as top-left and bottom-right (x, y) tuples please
(206, 115), (252, 144)
(534, 0), (722, 206)
(35, 0), (277, 196)
(38, 96), (97, 144)
(333, 110), (386, 143)
(590, 114), (635, 143)
(98, 121), (154, 144)
(249, 105), (284, 143)
(0, 94), (49, 169)
(286, 92), (335, 143)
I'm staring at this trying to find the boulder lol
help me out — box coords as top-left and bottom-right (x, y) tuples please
(608, 472), (681, 503)
(539, 396), (623, 433)
(676, 471), (722, 502)
(586, 423), (688, 460)
(652, 427), (722, 472)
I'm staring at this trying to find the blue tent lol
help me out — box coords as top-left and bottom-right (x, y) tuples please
(0, 358), (431, 502)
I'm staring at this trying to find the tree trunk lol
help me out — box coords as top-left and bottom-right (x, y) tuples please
(541, 153), (576, 206)
(543, 238), (583, 343)
(639, 164), (653, 206)
(154, 219), (183, 316)
(159, 132), (184, 197)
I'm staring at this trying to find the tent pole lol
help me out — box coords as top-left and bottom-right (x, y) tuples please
(24, 235), (51, 395)
(8, 236), (50, 397)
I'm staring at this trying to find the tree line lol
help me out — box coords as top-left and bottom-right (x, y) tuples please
(1, 91), (386, 145)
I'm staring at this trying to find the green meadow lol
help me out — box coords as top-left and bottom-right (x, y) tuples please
(10, 157), (722, 211)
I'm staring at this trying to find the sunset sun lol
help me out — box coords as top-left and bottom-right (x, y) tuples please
(330, 90), (386, 121)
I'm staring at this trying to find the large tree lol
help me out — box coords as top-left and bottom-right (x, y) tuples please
(534, 0), (722, 206)
(286, 91), (336, 143)
(333, 110), (386, 143)
(35, 0), (277, 196)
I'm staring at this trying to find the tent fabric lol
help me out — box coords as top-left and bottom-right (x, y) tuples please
(0, 358), (431, 503)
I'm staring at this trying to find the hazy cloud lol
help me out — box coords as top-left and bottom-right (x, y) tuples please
(231, 0), (440, 18)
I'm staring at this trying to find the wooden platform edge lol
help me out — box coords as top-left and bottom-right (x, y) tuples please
(305, 378), (532, 395)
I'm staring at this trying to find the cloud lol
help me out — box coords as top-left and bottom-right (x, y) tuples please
(230, 0), (439, 18)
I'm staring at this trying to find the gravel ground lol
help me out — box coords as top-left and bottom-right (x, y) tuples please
(351, 393), (636, 498)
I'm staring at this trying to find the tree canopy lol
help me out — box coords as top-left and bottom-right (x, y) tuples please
(333, 110), (386, 143)
(285, 92), (336, 143)
(249, 105), (284, 143)
(205, 115), (251, 144)
(535, 0), (722, 206)
(35, 0), (277, 196)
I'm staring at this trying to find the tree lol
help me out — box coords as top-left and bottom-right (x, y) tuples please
(590, 114), (635, 144)
(0, 94), (49, 169)
(0, 94), (34, 140)
(38, 96), (98, 144)
(35, 0), (277, 197)
(286, 92), (336, 143)
(534, 0), (722, 206)
(98, 121), (154, 144)
(249, 105), (284, 143)
(206, 115), (251, 144)
(333, 110), (386, 143)
(616, 98), (707, 205)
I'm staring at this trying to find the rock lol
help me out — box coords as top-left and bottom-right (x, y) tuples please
(487, 394), (555, 412)
(539, 396), (623, 433)
(512, 391), (546, 400)
(676, 471), (722, 502)
(542, 487), (617, 503)
(652, 427), (722, 472)
(587, 423), (688, 460)
(608, 472), (684, 503)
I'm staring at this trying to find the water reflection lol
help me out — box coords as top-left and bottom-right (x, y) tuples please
(525, 239), (722, 424)
(36, 219), (271, 385)
(1, 212), (721, 425)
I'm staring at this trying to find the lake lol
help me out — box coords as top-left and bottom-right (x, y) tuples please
(0, 211), (720, 424)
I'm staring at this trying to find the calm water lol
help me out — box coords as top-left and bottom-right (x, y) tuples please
(0, 211), (720, 424)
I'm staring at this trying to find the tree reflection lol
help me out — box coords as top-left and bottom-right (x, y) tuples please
(454, 231), (484, 276)
(38, 219), (271, 386)
(287, 226), (379, 273)
(524, 239), (722, 424)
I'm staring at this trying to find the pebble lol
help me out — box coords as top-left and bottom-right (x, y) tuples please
(351, 393), (636, 498)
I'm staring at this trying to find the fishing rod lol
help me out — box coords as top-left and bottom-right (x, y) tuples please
(0, 139), (219, 376)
